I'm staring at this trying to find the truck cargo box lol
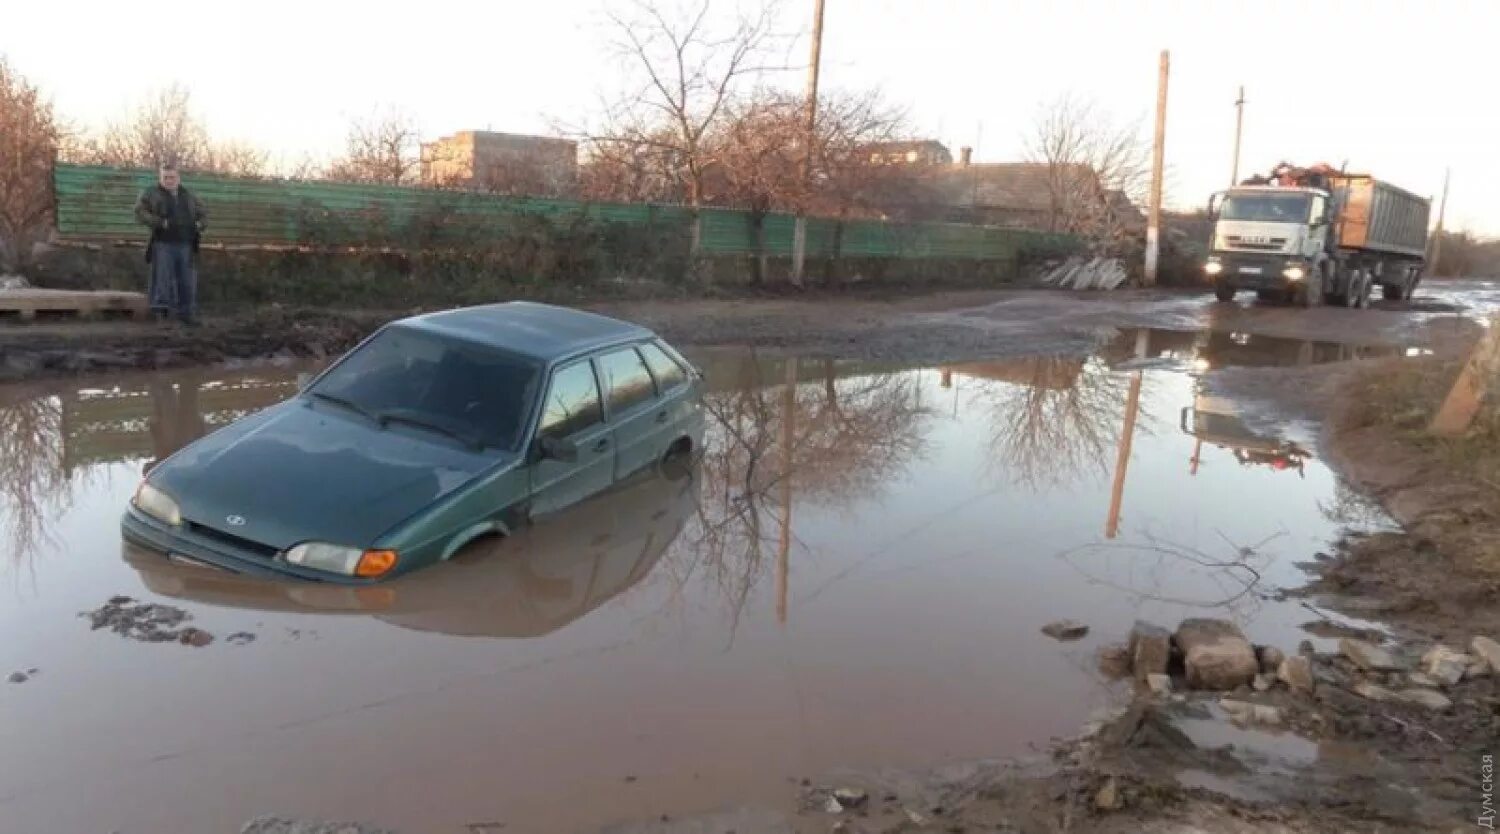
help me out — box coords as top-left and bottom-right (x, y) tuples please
(1329, 175), (1430, 258)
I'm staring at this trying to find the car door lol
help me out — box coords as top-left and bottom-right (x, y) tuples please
(529, 359), (614, 516)
(636, 340), (694, 441)
(595, 345), (666, 480)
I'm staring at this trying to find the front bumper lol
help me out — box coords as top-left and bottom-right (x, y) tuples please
(121, 507), (372, 584)
(1207, 253), (1308, 291)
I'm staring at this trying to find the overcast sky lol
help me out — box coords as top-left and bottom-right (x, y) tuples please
(8, 0), (1497, 232)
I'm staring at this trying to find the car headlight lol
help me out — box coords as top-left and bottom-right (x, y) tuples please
(133, 482), (182, 526)
(1203, 261), (1224, 276)
(1283, 266), (1306, 280)
(284, 542), (399, 578)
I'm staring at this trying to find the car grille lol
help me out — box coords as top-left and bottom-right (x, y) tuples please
(186, 521), (279, 558)
(1225, 235), (1288, 251)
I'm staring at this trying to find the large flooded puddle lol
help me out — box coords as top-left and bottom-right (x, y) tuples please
(0, 328), (1391, 833)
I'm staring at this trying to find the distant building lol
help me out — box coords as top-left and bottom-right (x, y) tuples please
(938, 157), (1144, 232)
(420, 131), (578, 196)
(863, 139), (953, 166)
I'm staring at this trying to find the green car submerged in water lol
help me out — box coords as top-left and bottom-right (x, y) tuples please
(121, 302), (705, 582)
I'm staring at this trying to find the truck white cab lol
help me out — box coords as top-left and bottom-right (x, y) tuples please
(1204, 165), (1430, 308)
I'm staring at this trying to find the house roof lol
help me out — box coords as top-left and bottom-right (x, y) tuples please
(940, 162), (1144, 223)
(402, 302), (653, 362)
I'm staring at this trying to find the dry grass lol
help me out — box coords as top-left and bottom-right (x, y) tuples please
(1337, 355), (1500, 481)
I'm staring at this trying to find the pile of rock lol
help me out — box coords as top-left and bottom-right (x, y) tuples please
(1333, 635), (1495, 711)
(1105, 617), (1301, 695)
(1100, 617), (1497, 724)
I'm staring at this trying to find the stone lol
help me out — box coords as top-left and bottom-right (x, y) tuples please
(1097, 643), (1132, 679)
(823, 797), (843, 814)
(1352, 681), (1396, 702)
(1471, 635), (1500, 672)
(1467, 658), (1492, 680)
(6, 671), (27, 684)
(1145, 673), (1172, 696)
(1253, 704), (1283, 725)
(1218, 698), (1282, 726)
(1176, 619), (1258, 690)
(1256, 645), (1286, 674)
(1042, 620), (1089, 641)
(1094, 777), (1122, 811)
(1393, 688), (1452, 710)
(1421, 645), (1471, 686)
(832, 788), (868, 809)
(1252, 673), (1275, 692)
(1406, 671), (1442, 688)
(1339, 639), (1405, 672)
(1128, 620), (1172, 679)
(1278, 656), (1315, 693)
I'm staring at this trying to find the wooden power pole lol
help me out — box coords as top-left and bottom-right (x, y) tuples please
(1144, 50), (1170, 286)
(1230, 86), (1245, 186)
(790, 0), (827, 287)
(1427, 168), (1450, 276)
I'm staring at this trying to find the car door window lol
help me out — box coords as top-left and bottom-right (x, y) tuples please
(597, 348), (657, 416)
(638, 342), (687, 392)
(539, 361), (603, 440)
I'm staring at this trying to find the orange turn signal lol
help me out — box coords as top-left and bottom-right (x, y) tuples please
(355, 549), (398, 578)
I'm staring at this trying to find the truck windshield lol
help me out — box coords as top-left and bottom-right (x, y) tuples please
(1220, 193), (1312, 223)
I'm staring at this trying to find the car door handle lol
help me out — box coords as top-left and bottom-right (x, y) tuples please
(593, 438), (611, 453)
(654, 411), (669, 424)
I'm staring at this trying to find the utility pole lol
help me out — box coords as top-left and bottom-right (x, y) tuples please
(1428, 168), (1450, 275)
(776, 358), (798, 624)
(790, 0), (827, 288)
(1230, 86), (1245, 186)
(1105, 371), (1144, 539)
(1144, 50), (1169, 286)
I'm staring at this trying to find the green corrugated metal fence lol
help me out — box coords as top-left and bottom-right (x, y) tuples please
(53, 163), (1075, 260)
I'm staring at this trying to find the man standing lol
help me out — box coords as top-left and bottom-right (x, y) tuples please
(134, 163), (207, 324)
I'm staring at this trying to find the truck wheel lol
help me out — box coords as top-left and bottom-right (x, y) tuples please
(1299, 269), (1324, 308)
(1214, 282), (1236, 302)
(1351, 273), (1371, 308)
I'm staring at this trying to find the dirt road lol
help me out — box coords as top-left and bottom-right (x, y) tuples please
(3, 280), (1493, 383)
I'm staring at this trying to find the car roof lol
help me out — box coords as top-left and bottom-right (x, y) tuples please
(396, 301), (654, 362)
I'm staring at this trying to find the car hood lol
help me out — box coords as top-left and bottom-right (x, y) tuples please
(153, 398), (510, 551)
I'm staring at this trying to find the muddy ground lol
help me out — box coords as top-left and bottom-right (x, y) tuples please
(6, 279), (1500, 833)
(1, 281), (1486, 383)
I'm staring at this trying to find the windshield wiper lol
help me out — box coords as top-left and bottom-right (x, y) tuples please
(376, 409), (484, 451)
(310, 391), (377, 422)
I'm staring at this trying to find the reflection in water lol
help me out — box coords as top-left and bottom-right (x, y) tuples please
(0, 369), (302, 567)
(946, 357), (1138, 489)
(669, 353), (931, 642)
(0, 388), (69, 566)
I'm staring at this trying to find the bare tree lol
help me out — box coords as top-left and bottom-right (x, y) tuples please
(585, 0), (788, 207)
(0, 58), (60, 272)
(325, 110), (420, 185)
(64, 85), (266, 176)
(1025, 94), (1150, 250)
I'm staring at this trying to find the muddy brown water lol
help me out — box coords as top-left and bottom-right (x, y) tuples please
(0, 328), (1396, 833)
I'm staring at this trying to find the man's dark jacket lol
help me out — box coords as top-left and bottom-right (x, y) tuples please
(134, 185), (208, 263)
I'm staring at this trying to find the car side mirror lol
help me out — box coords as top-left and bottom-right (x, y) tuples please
(537, 435), (578, 463)
(296, 372), (313, 390)
(1207, 193), (1221, 218)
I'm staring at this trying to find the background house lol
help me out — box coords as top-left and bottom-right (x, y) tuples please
(420, 131), (578, 196)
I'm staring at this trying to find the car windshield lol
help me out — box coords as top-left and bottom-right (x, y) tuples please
(308, 326), (541, 452)
(1220, 193), (1311, 223)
